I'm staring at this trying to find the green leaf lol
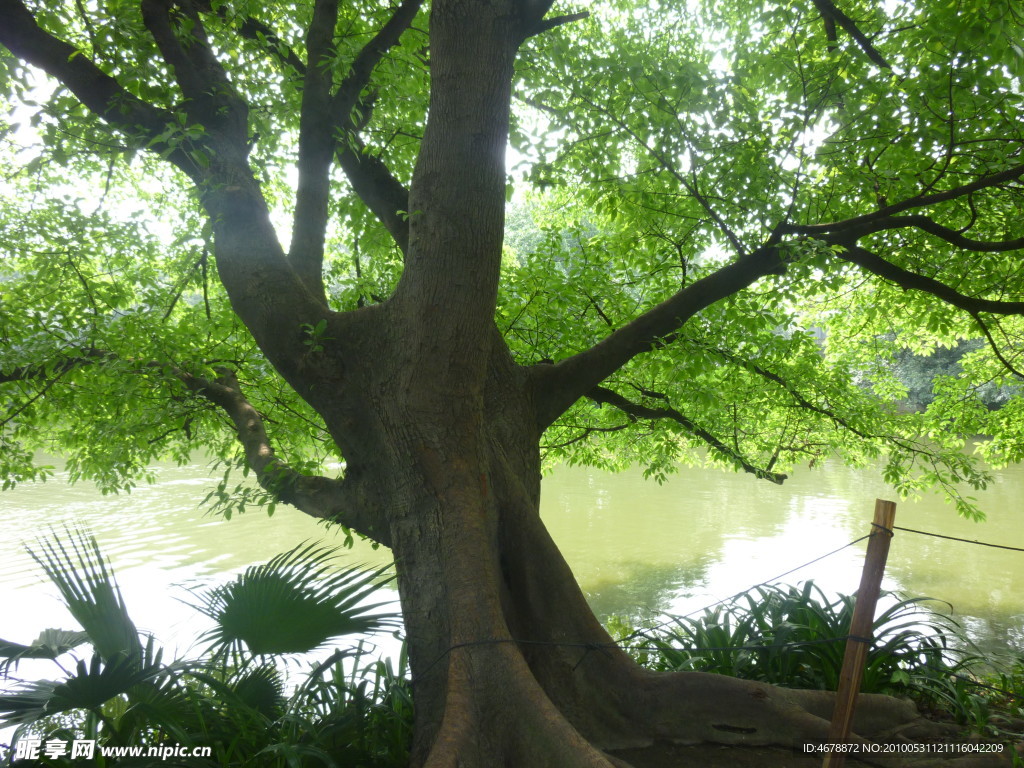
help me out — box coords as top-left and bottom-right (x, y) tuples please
(0, 652), (167, 727)
(0, 629), (91, 674)
(28, 528), (143, 664)
(191, 543), (397, 657)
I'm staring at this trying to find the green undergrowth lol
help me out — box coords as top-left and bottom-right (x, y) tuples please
(0, 530), (411, 768)
(608, 581), (1024, 744)
(4, 532), (1022, 766)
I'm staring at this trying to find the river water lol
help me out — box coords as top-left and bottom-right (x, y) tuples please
(1, 458), (1022, 657)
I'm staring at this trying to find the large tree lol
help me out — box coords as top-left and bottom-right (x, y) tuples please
(1, 0), (1022, 764)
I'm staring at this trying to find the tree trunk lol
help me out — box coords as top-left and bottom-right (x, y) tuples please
(385, 426), (998, 766)
(1, 1), (1016, 766)
(303, 334), (972, 768)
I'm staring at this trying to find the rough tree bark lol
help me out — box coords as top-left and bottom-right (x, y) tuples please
(0, 0), (1019, 766)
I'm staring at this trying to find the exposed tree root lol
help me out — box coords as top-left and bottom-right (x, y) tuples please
(416, 658), (1014, 768)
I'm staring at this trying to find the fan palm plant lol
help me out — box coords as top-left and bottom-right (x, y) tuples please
(29, 532), (144, 665)
(190, 542), (396, 660)
(0, 529), (406, 767)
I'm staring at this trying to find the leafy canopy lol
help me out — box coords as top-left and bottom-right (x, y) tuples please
(0, 0), (1022, 518)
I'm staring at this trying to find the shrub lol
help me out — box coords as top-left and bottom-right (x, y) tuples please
(0, 528), (409, 767)
(610, 580), (1024, 733)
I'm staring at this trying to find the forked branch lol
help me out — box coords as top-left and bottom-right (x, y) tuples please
(290, 0), (421, 282)
(530, 244), (786, 428)
(289, 0), (343, 299)
(186, 0), (307, 76)
(810, 0), (890, 68)
(234, 14), (306, 74)
(332, 0), (422, 255)
(138, 0), (248, 148)
(0, 0), (193, 171)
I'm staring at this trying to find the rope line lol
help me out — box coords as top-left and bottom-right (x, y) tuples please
(626, 533), (874, 643)
(412, 528), (1024, 708)
(870, 522), (894, 538)
(415, 633), (1024, 704)
(893, 525), (1024, 553)
(416, 634), (858, 679)
(417, 534), (877, 679)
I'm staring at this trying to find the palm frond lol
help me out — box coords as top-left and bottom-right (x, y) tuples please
(0, 651), (167, 727)
(191, 543), (397, 657)
(28, 527), (143, 663)
(229, 664), (286, 719)
(0, 629), (91, 675)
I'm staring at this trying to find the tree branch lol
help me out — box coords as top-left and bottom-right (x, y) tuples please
(0, 0), (190, 168)
(0, 363), (83, 429)
(528, 152), (1023, 429)
(235, 14), (307, 75)
(176, 366), (390, 545)
(0, 346), (388, 540)
(0, 349), (111, 384)
(530, 244), (786, 429)
(810, 0), (890, 69)
(834, 243), (1024, 316)
(683, 341), (886, 445)
(839, 214), (1024, 252)
(331, 0), (422, 256)
(288, 0), (341, 300)
(290, 0), (421, 286)
(779, 163), (1024, 237)
(524, 12), (590, 39)
(588, 385), (787, 483)
(588, 96), (748, 256)
(140, 0), (210, 103)
(968, 312), (1024, 381)
(336, 135), (412, 254)
(139, 0), (247, 141)
(185, 0), (307, 77)
(332, 0), (423, 122)
(542, 421), (632, 451)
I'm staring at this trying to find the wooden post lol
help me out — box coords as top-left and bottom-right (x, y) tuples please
(822, 499), (897, 768)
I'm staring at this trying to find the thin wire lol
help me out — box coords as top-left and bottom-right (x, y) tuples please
(626, 533), (874, 641)
(410, 528), (1024, 709)
(415, 634), (861, 680)
(416, 634), (1024, 708)
(416, 534), (877, 678)
(894, 526), (1024, 553)
(628, 635), (869, 653)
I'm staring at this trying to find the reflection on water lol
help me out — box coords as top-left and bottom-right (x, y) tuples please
(1, 458), (1022, 654)
(544, 461), (1024, 653)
